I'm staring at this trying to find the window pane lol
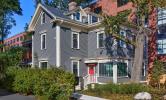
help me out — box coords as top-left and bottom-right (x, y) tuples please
(117, 63), (127, 77)
(41, 62), (47, 69)
(42, 13), (45, 23)
(42, 34), (46, 49)
(99, 63), (113, 77)
(92, 16), (98, 23)
(73, 62), (78, 76)
(72, 33), (78, 49)
(98, 33), (104, 48)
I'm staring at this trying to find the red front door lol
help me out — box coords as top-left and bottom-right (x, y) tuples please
(89, 67), (94, 75)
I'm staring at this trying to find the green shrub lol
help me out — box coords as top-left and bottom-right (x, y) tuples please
(3, 67), (75, 100)
(89, 83), (149, 94)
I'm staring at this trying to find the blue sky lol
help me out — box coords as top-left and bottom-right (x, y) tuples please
(8, 0), (35, 38)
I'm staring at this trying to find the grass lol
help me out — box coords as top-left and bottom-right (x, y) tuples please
(81, 84), (166, 100)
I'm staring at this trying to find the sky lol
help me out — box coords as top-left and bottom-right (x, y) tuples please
(8, 0), (35, 38)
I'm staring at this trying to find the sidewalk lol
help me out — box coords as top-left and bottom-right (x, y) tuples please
(72, 93), (109, 100)
(0, 89), (35, 100)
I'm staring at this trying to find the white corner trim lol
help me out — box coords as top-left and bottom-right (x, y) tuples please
(56, 25), (61, 67)
(32, 34), (34, 68)
(28, 4), (57, 31)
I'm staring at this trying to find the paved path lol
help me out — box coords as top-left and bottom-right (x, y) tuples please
(72, 93), (109, 100)
(0, 89), (35, 100)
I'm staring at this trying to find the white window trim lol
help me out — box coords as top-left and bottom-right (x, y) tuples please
(41, 12), (45, 24)
(39, 60), (48, 68)
(71, 32), (80, 49)
(97, 32), (104, 48)
(41, 33), (46, 50)
(97, 60), (129, 78)
(71, 60), (80, 76)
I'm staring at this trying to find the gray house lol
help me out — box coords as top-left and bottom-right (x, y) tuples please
(28, 3), (147, 86)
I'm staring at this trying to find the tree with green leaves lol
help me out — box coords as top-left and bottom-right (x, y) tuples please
(150, 59), (165, 89)
(0, 0), (22, 51)
(33, 0), (69, 10)
(102, 0), (166, 83)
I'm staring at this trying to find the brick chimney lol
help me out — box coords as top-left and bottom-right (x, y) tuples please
(68, 1), (77, 11)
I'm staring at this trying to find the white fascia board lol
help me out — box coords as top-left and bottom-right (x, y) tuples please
(28, 3), (57, 31)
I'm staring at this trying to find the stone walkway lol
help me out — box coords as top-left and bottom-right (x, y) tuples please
(0, 89), (35, 100)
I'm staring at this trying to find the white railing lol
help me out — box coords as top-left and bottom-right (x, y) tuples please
(83, 74), (97, 89)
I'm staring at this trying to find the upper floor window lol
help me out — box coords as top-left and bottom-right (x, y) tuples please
(41, 33), (46, 50)
(41, 12), (46, 24)
(73, 12), (81, 21)
(117, 0), (128, 7)
(158, 39), (166, 54)
(97, 32), (104, 48)
(119, 30), (126, 48)
(72, 32), (79, 49)
(72, 61), (79, 76)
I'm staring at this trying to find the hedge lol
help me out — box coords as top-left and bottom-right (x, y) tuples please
(87, 83), (149, 94)
(1, 67), (75, 100)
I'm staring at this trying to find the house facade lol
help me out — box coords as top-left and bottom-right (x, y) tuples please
(28, 3), (147, 85)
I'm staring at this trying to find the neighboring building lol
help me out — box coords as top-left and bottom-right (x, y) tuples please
(4, 32), (32, 65)
(157, 8), (166, 62)
(28, 3), (146, 87)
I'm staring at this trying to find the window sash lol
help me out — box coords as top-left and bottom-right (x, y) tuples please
(99, 63), (113, 77)
(41, 34), (46, 50)
(40, 62), (48, 69)
(117, 62), (127, 77)
(72, 61), (79, 76)
(97, 33), (104, 48)
(41, 12), (46, 24)
(72, 32), (79, 49)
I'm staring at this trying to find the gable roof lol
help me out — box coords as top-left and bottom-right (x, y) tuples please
(28, 3), (70, 31)
(44, 5), (69, 19)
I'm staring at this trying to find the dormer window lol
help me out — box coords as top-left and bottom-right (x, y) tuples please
(73, 12), (80, 21)
(41, 12), (46, 24)
(92, 16), (98, 23)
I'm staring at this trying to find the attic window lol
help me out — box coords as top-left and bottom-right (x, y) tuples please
(41, 12), (46, 24)
(73, 12), (80, 21)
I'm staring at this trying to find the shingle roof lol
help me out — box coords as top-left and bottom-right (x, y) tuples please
(43, 5), (69, 19)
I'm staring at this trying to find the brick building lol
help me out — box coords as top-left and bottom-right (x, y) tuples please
(4, 32), (32, 65)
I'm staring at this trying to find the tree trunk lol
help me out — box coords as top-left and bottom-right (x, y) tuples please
(131, 32), (145, 83)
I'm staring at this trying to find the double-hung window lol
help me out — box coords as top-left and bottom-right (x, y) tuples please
(73, 12), (81, 21)
(119, 30), (126, 48)
(97, 33), (104, 48)
(99, 63), (113, 77)
(41, 33), (46, 50)
(72, 32), (79, 49)
(72, 61), (79, 76)
(41, 12), (46, 24)
(157, 39), (166, 54)
(117, 62), (128, 77)
(40, 61), (48, 69)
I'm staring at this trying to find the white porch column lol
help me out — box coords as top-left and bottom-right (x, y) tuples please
(32, 33), (35, 68)
(113, 62), (117, 84)
(56, 24), (61, 67)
